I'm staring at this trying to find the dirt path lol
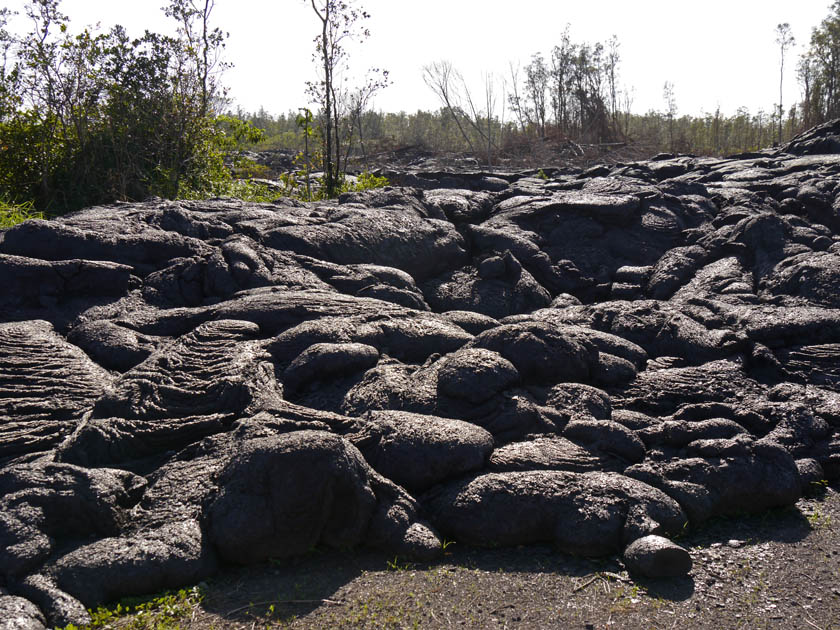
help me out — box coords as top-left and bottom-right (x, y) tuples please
(135, 487), (840, 630)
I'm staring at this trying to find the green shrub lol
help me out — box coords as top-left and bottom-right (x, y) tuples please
(351, 172), (390, 192)
(0, 1), (253, 216)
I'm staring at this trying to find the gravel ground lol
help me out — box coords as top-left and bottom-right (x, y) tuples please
(115, 486), (840, 630)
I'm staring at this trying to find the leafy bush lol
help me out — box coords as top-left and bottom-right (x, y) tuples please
(353, 171), (390, 191)
(280, 171), (390, 201)
(0, 1), (252, 215)
(188, 170), (390, 204)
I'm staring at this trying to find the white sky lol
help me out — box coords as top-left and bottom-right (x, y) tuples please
(4, 0), (833, 118)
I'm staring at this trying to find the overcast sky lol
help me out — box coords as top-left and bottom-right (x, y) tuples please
(4, 0), (833, 118)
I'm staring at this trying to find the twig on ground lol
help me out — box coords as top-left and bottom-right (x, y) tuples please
(489, 603), (515, 615)
(573, 571), (631, 594)
(802, 618), (822, 630)
(601, 571), (632, 583)
(797, 603), (824, 630)
(225, 599), (342, 617)
(572, 576), (599, 593)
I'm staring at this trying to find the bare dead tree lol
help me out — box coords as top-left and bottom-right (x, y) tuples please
(345, 69), (389, 169)
(507, 61), (529, 133)
(663, 80), (677, 152)
(775, 22), (795, 144)
(606, 34), (620, 127)
(483, 72), (496, 165)
(460, 70), (501, 162)
(621, 85), (634, 138)
(798, 54), (815, 128)
(306, 0), (376, 196)
(422, 60), (476, 153)
(524, 53), (548, 138)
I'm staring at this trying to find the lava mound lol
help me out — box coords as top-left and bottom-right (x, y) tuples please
(3, 122), (840, 627)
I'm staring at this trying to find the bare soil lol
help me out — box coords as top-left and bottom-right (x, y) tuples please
(129, 486), (840, 630)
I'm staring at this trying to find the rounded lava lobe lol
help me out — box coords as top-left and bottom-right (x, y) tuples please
(5, 136), (840, 615)
(282, 342), (380, 395)
(436, 348), (520, 404)
(470, 322), (598, 384)
(422, 470), (687, 557)
(547, 383), (612, 419)
(206, 431), (377, 565)
(360, 410), (494, 493)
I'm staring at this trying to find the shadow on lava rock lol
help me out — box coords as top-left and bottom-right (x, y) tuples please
(4, 121), (840, 628)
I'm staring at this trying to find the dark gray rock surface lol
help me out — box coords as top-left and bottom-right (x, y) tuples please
(622, 534), (693, 577)
(3, 121), (840, 620)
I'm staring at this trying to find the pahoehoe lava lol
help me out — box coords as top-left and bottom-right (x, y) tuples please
(3, 121), (840, 628)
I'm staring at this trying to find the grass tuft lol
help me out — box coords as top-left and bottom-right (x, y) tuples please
(0, 197), (44, 228)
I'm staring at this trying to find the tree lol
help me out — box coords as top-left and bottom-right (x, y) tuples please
(423, 61), (500, 161)
(802, 2), (840, 123)
(606, 35), (620, 126)
(296, 108), (314, 200)
(423, 60), (476, 153)
(163, 0), (228, 116)
(306, 0), (384, 198)
(507, 61), (529, 133)
(524, 53), (548, 138)
(620, 85), (634, 138)
(775, 22), (795, 144)
(798, 53), (816, 128)
(663, 81), (677, 152)
(482, 72), (496, 165)
(0, 0), (236, 212)
(345, 68), (390, 170)
(459, 70), (498, 163)
(549, 26), (574, 135)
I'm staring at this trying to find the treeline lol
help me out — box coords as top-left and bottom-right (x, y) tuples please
(497, 27), (624, 145)
(800, 1), (840, 127)
(245, 3), (840, 165)
(7, 0), (840, 216)
(0, 0), (261, 215)
(239, 104), (801, 164)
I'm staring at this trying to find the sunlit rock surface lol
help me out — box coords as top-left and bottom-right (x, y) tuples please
(3, 120), (840, 620)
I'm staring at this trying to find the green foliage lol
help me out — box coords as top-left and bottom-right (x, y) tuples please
(0, 0), (241, 215)
(59, 586), (204, 630)
(232, 158), (272, 179)
(172, 115), (266, 200)
(276, 170), (390, 202)
(800, 2), (840, 126)
(0, 196), (44, 227)
(214, 114), (267, 151)
(352, 171), (389, 191)
(806, 503), (833, 529)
